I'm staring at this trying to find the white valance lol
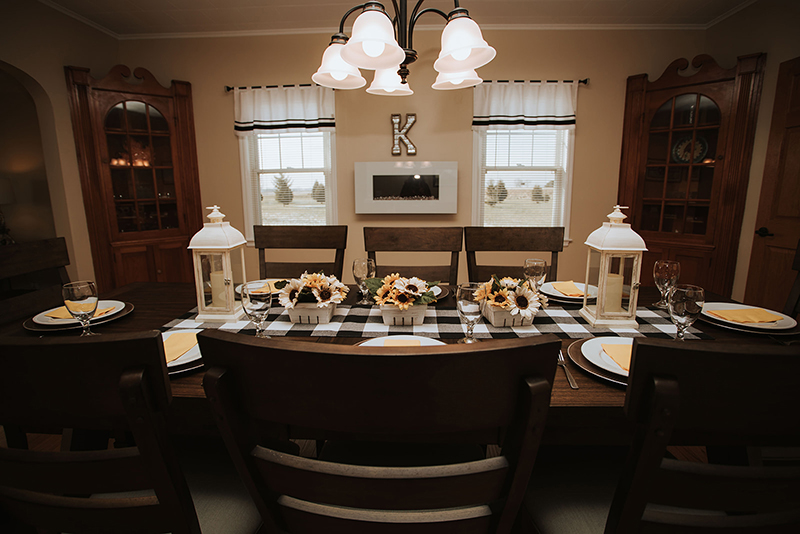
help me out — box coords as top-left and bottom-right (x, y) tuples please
(234, 85), (335, 136)
(473, 81), (578, 130)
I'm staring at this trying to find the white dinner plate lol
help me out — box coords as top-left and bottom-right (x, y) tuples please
(358, 335), (446, 347)
(701, 302), (797, 331)
(33, 300), (126, 326)
(580, 337), (632, 378)
(162, 329), (202, 368)
(540, 282), (598, 301)
(235, 279), (285, 295)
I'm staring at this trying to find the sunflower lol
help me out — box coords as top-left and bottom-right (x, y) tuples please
(373, 283), (394, 305)
(487, 287), (512, 308)
(394, 276), (428, 296)
(302, 272), (327, 289)
(473, 281), (492, 301)
(499, 277), (521, 289)
(278, 279), (304, 309)
(391, 290), (415, 311)
(508, 285), (540, 319)
(381, 273), (401, 286)
(313, 280), (346, 308)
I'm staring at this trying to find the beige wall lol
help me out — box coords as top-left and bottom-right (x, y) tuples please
(3, 0), (797, 295)
(0, 0), (119, 281)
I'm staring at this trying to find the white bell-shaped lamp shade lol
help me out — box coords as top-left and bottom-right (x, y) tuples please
(433, 16), (496, 73)
(366, 67), (413, 96)
(312, 42), (366, 89)
(340, 10), (405, 70)
(432, 69), (483, 90)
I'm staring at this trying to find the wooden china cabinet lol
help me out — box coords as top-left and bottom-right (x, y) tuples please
(617, 54), (765, 296)
(65, 65), (203, 292)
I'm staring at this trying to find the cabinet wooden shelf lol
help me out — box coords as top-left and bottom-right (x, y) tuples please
(617, 54), (765, 296)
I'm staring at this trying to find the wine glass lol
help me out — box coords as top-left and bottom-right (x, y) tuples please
(241, 281), (273, 338)
(352, 258), (376, 306)
(524, 259), (548, 292)
(668, 284), (704, 341)
(653, 260), (680, 309)
(62, 280), (99, 337)
(456, 283), (483, 344)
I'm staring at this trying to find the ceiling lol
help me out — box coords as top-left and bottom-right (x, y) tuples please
(40, 0), (758, 39)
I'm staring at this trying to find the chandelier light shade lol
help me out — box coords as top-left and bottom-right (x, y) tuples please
(313, 1), (494, 96)
(433, 15), (496, 73)
(312, 40), (367, 89)
(431, 68), (482, 90)
(367, 67), (414, 95)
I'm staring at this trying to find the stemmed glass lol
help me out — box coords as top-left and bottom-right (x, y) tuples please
(241, 281), (273, 338)
(456, 283), (483, 344)
(62, 280), (99, 337)
(524, 259), (548, 292)
(653, 260), (680, 309)
(353, 258), (376, 306)
(668, 284), (704, 341)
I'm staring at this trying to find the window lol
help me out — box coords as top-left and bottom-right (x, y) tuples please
(241, 131), (336, 236)
(473, 129), (573, 231)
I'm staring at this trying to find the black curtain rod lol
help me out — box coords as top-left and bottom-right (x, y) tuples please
(483, 78), (589, 85)
(225, 83), (315, 92)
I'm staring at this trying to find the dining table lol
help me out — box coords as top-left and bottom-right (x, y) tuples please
(2, 281), (796, 445)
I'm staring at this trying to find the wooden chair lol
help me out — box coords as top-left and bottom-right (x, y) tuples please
(363, 226), (463, 285)
(523, 338), (800, 534)
(0, 331), (260, 534)
(464, 227), (564, 282)
(254, 225), (348, 280)
(0, 237), (70, 322)
(783, 238), (800, 319)
(199, 330), (561, 534)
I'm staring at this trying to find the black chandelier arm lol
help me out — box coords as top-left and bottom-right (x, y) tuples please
(408, 7), (448, 51)
(337, 3), (369, 34)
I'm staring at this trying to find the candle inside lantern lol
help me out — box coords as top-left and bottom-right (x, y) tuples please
(210, 271), (226, 307)
(605, 273), (624, 312)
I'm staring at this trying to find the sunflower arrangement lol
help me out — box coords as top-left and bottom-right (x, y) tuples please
(276, 272), (348, 309)
(365, 273), (438, 310)
(475, 275), (545, 320)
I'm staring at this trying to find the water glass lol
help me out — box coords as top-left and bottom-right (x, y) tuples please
(241, 281), (273, 338)
(456, 283), (483, 344)
(62, 280), (99, 337)
(668, 284), (704, 341)
(523, 259), (548, 291)
(653, 260), (680, 309)
(352, 258), (376, 305)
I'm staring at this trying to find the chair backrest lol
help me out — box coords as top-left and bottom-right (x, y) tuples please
(363, 226), (463, 285)
(254, 225), (348, 280)
(199, 330), (560, 534)
(0, 237), (70, 321)
(464, 227), (564, 283)
(604, 338), (800, 533)
(0, 331), (202, 534)
(783, 238), (800, 318)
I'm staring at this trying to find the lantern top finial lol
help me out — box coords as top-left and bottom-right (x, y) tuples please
(206, 205), (225, 223)
(608, 205), (628, 224)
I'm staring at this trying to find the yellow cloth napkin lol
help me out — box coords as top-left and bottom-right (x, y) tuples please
(46, 304), (115, 320)
(706, 307), (782, 324)
(551, 281), (584, 297)
(383, 339), (422, 347)
(602, 343), (632, 372)
(163, 332), (198, 363)
(250, 280), (284, 294)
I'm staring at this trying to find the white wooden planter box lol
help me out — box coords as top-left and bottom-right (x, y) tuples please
(481, 301), (535, 327)
(287, 302), (336, 324)
(379, 304), (427, 326)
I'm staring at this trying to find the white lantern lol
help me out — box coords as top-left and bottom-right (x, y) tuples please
(580, 205), (647, 329)
(188, 206), (246, 322)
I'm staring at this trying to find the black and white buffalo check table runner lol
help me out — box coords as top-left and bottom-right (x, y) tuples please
(162, 305), (711, 341)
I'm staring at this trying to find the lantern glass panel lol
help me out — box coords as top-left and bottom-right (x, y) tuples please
(200, 253), (227, 309)
(584, 248), (602, 314)
(231, 247), (245, 289)
(603, 255), (636, 316)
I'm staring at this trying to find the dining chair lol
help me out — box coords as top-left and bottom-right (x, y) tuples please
(0, 331), (261, 534)
(363, 226), (463, 285)
(198, 330), (561, 534)
(783, 238), (800, 319)
(464, 227), (564, 282)
(254, 225), (348, 280)
(0, 237), (70, 322)
(522, 338), (800, 534)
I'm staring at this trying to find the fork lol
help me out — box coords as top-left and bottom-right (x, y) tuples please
(558, 350), (579, 389)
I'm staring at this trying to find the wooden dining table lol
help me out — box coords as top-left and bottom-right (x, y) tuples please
(1, 281), (793, 445)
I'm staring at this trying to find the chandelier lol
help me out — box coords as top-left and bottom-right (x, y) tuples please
(312, 1), (495, 96)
